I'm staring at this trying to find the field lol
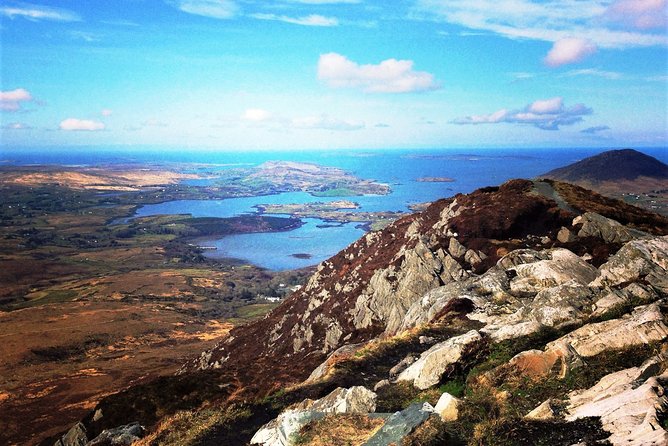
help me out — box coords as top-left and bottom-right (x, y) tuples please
(0, 164), (319, 445)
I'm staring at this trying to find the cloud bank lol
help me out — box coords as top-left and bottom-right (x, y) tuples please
(415, 0), (667, 49)
(59, 118), (105, 131)
(453, 97), (592, 130)
(318, 53), (440, 93)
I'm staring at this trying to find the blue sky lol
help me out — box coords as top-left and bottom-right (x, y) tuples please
(1, 0), (666, 150)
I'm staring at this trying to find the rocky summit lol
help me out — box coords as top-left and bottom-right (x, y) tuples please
(50, 178), (668, 446)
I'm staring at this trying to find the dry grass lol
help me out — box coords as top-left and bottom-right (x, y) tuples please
(295, 414), (385, 446)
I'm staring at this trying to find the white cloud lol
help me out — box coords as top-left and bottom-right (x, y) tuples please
(544, 38), (597, 67)
(251, 13), (338, 26)
(170, 0), (238, 19)
(564, 68), (623, 79)
(317, 53), (440, 93)
(415, 0), (667, 48)
(0, 88), (33, 112)
(453, 97), (592, 130)
(101, 109), (113, 117)
(291, 115), (364, 131)
(241, 108), (273, 122)
(59, 118), (105, 131)
(607, 0), (667, 30)
(1, 3), (80, 21)
(70, 31), (99, 42)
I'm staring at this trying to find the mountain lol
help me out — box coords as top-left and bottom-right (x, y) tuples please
(543, 149), (668, 183)
(541, 149), (668, 215)
(48, 179), (668, 446)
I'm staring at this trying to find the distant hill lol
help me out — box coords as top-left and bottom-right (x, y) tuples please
(541, 149), (668, 215)
(542, 148), (668, 182)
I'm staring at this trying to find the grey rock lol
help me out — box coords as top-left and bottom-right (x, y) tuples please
(397, 330), (482, 390)
(567, 359), (668, 446)
(305, 343), (366, 384)
(592, 236), (668, 292)
(574, 212), (648, 244)
(419, 335), (436, 345)
(448, 237), (467, 259)
(363, 402), (434, 446)
(557, 227), (577, 243)
(86, 422), (144, 446)
(54, 422), (88, 446)
(251, 386), (377, 446)
(509, 248), (598, 296)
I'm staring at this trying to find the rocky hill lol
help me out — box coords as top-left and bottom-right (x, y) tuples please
(541, 149), (668, 215)
(49, 179), (668, 446)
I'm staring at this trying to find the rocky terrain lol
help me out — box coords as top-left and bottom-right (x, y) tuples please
(47, 178), (668, 446)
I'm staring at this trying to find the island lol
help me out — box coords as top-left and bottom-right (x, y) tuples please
(416, 176), (456, 182)
(254, 201), (405, 231)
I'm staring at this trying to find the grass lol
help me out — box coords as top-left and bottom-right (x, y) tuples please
(294, 414), (385, 446)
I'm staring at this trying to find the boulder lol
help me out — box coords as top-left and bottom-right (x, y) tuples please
(509, 248), (598, 296)
(574, 212), (648, 244)
(567, 359), (668, 446)
(87, 422), (144, 446)
(363, 402), (434, 446)
(434, 392), (460, 422)
(305, 343), (366, 384)
(557, 227), (577, 243)
(54, 422), (88, 446)
(592, 236), (668, 292)
(397, 330), (482, 390)
(251, 386), (377, 446)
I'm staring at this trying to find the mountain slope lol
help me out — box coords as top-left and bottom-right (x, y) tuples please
(49, 179), (668, 446)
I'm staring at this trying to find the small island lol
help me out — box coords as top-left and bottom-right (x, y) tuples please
(416, 176), (455, 183)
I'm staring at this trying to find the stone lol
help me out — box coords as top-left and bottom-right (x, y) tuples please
(592, 236), (668, 292)
(574, 212), (648, 244)
(374, 379), (390, 392)
(567, 361), (668, 446)
(251, 386), (377, 446)
(419, 335), (436, 345)
(389, 354), (418, 379)
(448, 237), (467, 259)
(87, 422), (144, 446)
(54, 422), (88, 446)
(397, 330), (482, 390)
(363, 403), (434, 446)
(525, 399), (556, 420)
(509, 248), (598, 296)
(310, 386), (377, 414)
(434, 392), (459, 422)
(557, 227), (576, 243)
(529, 281), (594, 328)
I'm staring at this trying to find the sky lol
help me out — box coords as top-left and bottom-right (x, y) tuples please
(1, 0), (667, 150)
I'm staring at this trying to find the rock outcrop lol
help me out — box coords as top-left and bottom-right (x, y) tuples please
(396, 330), (482, 390)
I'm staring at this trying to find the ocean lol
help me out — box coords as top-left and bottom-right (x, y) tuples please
(3, 147), (666, 270)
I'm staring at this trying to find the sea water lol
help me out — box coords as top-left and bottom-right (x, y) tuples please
(3, 147), (667, 270)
